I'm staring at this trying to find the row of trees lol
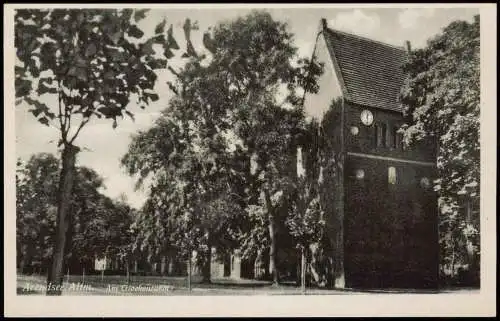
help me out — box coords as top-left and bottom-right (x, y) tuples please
(15, 8), (481, 293)
(121, 11), (325, 286)
(15, 8), (198, 294)
(16, 153), (137, 275)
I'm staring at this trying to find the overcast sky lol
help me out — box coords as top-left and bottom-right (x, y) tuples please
(15, 6), (479, 209)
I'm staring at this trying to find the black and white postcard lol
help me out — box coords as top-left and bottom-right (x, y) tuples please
(4, 3), (497, 317)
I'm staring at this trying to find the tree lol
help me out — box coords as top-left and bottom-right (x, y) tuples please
(285, 122), (326, 291)
(122, 112), (245, 283)
(66, 166), (106, 268)
(15, 9), (192, 294)
(69, 188), (137, 274)
(399, 15), (480, 285)
(286, 190), (325, 291)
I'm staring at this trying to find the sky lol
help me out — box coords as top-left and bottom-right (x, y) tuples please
(15, 6), (479, 209)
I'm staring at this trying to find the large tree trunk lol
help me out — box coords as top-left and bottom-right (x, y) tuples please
(201, 233), (212, 284)
(301, 247), (306, 294)
(268, 217), (279, 285)
(254, 250), (264, 279)
(19, 256), (26, 275)
(187, 252), (192, 291)
(160, 255), (167, 276)
(46, 144), (79, 295)
(465, 199), (474, 262)
(464, 198), (479, 285)
(264, 189), (279, 285)
(168, 257), (174, 275)
(126, 259), (131, 285)
(19, 244), (29, 274)
(450, 235), (456, 279)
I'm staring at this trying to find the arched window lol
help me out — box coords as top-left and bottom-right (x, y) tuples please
(376, 123), (387, 147)
(388, 166), (397, 185)
(392, 126), (399, 149)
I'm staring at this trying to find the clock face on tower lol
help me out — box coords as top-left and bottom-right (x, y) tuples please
(360, 110), (374, 126)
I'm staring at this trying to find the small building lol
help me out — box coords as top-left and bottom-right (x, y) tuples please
(191, 248), (233, 279)
(230, 250), (242, 279)
(94, 256), (109, 271)
(302, 19), (439, 289)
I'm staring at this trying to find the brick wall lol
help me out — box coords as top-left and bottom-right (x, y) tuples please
(342, 103), (439, 289)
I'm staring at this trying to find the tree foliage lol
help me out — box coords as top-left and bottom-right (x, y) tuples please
(16, 154), (59, 271)
(400, 15), (480, 284)
(122, 106), (245, 278)
(286, 182), (325, 250)
(121, 10), (323, 283)
(15, 9), (190, 137)
(201, 11), (322, 284)
(16, 153), (136, 272)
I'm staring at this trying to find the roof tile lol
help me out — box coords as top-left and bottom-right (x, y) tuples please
(323, 28), (407, 113)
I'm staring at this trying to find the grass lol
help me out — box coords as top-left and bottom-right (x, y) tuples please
(17, 274), (301, 296)
(16, 274), (479, 296)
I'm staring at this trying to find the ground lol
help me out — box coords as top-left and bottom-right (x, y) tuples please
(16, 274), (476, 296)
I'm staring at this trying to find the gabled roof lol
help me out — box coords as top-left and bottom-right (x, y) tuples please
(322, 27), (407, 113)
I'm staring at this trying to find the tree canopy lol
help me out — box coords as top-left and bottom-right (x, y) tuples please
(15, 9), (191, 136)
(400, 15), (480, 284)
(16, 153), (136, 273)
(121, 10), (323, 284)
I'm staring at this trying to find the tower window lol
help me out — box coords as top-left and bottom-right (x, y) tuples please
(385, 124), (391, 148)
(391, 127), (399, 148)
(376, 123), (387, 147)
(388, 166), (397, 185)
(394, 127), (402, 149)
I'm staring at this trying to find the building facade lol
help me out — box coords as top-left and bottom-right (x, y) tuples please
(303, 19), (439, 289)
